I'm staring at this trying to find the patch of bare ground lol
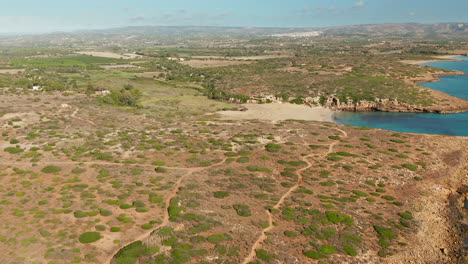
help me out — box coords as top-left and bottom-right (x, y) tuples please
(400, 55), (462, 65)
(0, 69), (25, 74)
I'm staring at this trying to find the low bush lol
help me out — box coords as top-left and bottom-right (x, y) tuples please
(79, 232), (101, 243)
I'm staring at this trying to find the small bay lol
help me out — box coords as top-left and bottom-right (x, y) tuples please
(334, 56), (468, 136)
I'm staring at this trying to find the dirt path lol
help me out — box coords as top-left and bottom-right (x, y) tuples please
(70, 106), (96, 126)
(241, 126), (348, 264)
(105, 157), (230, 264)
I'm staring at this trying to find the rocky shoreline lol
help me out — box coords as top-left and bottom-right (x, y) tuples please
(226, 67), (468, 114)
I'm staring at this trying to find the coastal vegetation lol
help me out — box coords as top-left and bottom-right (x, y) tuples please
(0, 27), (465, 264)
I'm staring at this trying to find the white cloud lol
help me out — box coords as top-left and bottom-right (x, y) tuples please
(354, 1), (365, 8)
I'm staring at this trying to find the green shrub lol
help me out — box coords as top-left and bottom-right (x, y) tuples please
(41, 165), (61, 174)
(114, 241), (159, 264)
(327, 156), (342, 162)
(117, 214), (132, 223)
(152, 161), (166, 166)
(304, 250), (326, 259)
(284, 230), (298, 237)
(71, 168), (86, 174)
(374, 225), (397, 248)
(110, 227), (121, 232)
(149, 194), (164, 203)
(325, 211), (353, 226)
(4, 147), (24, 154)
(398, 211), (413, 220)
(343, 245), (357, 256)
(233, 204), (251, 217)
(79, 232), (101, 243)
(320, 180), (336, 186)
(100, 209), (112, 216)
(265, 143), (282, 152)
(95, 225), (106, 231)
(256, 249), (276, 261)
(236, 157), (249, 163)
(74, 211), (88, 218)
(400, 219), (410, 228)
(155, 167), (167, 173)
(207, 234), (230, 244)
(352, 190), (368, 197)
(213, 191), (229, 199)
(102, 88), (142, 107)
(320, 245), (337, 255)
(402, 164), (417, 171)
(381, 195), (395, 201)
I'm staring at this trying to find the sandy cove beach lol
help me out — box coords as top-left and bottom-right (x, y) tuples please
(401, 55), (462, 65)
(216, 103), (335, 122)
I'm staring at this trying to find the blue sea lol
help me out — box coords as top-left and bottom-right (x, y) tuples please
(334, 56), (468, 136)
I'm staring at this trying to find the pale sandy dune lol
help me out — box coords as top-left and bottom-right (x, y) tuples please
(217, 103), (335, 122)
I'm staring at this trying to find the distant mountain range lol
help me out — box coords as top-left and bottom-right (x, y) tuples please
(1, 23), (466, 47)
(77, 23), (468, 37)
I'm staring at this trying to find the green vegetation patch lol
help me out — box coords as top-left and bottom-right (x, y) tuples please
(213, 191), (230, 199)
(4, 147), (24, 154)
(325, 211), (353, 226)
(233, 204), (251, 217)
(265, 143), (282, 152)
(79, 232), (102, 244)
(41, 165), (62, 174)
(114, 241), (159, 264)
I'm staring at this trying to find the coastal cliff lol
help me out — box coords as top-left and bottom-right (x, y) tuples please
(323, 96), (468, 113)
(229, 94), (468, 114)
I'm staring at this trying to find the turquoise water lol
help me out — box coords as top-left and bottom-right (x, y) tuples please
(420, 56), (468, 99)
(421, 56), (468, 72)
(333, 111), (468, 136)
(334, 56), (468, 136)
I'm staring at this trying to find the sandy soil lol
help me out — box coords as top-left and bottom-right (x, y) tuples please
(74, 51), (141, 59)
(401, 55), (462, 65)
(216, 103), (335, 122)
(181, 60), (253, 68)
(0, 69), (25, 74)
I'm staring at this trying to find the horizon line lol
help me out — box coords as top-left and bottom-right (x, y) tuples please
(0, 21), (466, 36)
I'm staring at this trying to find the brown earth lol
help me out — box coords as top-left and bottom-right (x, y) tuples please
(0, 90), (466, 264)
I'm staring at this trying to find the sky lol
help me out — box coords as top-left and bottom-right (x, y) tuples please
(0, 0), (467, 33)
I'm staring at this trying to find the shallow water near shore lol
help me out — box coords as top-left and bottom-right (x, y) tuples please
(333, 111), (468, 136)
(420, 56), (468, 99)
(334, 57), (468, 136)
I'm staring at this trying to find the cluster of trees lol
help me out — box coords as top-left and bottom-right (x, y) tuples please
(102, 84), (142, 107)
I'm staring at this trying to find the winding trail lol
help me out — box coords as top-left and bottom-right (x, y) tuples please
(105, 157), (229, 264)
(241, 126), (348, 264)
(70, 106), (96, 126)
